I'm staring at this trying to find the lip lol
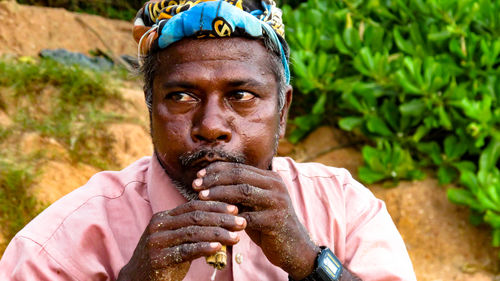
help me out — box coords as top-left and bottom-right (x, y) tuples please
(190, 154), (229, 168)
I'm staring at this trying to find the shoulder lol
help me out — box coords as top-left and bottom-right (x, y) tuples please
(2, 157), (155, 279)
(16, 157), (150, 253)
(272, 156), (368, 194)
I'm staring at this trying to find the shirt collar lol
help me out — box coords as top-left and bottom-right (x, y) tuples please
(147, 154), (188, 214)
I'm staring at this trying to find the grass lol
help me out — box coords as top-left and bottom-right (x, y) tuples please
(0, 57), (133, 252)
(0, 158), (47, 252)
(1, 57), (126, 170)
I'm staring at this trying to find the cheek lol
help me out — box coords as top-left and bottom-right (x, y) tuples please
(237, 110), (281, 164)
(152, 106), (192, 151)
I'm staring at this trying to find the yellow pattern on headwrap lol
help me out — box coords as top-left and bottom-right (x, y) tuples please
(213, 18), (232, 37)
(146, 0), (244, 24)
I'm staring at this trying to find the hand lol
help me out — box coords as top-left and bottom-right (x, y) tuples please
(117, 201), (246, 281)
(193, 162), (320, 280)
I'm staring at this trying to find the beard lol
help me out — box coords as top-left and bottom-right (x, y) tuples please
(155, 148), (246, 201)
(154, 125), (281, 201)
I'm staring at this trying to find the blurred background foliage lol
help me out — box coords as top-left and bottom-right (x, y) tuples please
(282, 0), (500, 249)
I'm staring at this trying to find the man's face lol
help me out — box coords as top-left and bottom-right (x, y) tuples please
(151, 37), (291, 195)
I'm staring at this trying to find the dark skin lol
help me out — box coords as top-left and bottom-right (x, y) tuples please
(118, 37), (361, 281)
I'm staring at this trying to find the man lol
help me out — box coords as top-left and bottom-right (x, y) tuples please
(0, 0), (416, 280)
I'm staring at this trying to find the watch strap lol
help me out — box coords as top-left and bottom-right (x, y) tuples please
(289, 247), (343, 281)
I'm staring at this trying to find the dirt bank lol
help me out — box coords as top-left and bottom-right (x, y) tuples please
(0, 1), (136, 57)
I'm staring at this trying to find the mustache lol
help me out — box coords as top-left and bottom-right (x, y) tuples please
(179, 148), (246, 168)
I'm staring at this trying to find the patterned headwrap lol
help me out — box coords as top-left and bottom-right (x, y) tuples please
(133, 0), (290, 84)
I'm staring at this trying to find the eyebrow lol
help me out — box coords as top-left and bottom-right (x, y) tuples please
(227, 79), (266, 88)
(162, 78), (266, 89)
(161, 81), (198, 89)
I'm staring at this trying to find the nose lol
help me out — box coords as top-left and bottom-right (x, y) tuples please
(191, 99), (232, 143)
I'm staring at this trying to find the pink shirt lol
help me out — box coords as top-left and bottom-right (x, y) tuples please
(0, 156), (416, 280)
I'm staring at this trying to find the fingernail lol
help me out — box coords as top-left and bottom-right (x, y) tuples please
(200, 190), (209, 198)
(197, 169), (206, 177)
(227, 205), (237, 213)
(235, 217), (245, 226)
(193, 178), (203, 187)
(210, 242), (220, 248)
(229, 232), (238, 239)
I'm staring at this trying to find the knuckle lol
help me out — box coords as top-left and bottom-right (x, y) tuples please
(275, 193), (289, 206)
(241, 212), (254, 224)
(184, 225), (198, 238)
(190, 210), (205, 223)
(185, 200), (197, 210)
(231, 166), (244, 180)
(178, 244), (192, 260)
(218, 215), (228, 226)
(239, 183), (252, 196)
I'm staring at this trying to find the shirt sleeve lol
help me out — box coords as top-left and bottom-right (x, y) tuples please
(342, 176), (417, 281)
(0, 236), (78, 281)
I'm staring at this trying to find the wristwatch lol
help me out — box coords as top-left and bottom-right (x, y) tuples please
(289, 247), (343, 281)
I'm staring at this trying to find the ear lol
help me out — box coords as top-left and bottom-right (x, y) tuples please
(279, 85), (293, 139)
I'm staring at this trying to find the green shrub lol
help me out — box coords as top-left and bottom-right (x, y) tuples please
(283, 0), (500, 248)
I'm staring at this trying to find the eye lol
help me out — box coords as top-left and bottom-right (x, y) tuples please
(229, 91), (256, 101)
(166, 92), (197, 102)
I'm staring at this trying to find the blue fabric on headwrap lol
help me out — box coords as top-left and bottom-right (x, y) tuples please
(135, 0), (290, 84)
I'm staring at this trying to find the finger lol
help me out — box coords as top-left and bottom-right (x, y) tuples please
(198, 184), (285, 209)
(150, 210), (246, 232)
(238, 210), (287, 233)
(166, 200), (238, 216)
(148, 225), (240, 248)
(193, 163), (283, 190)
(150, 242), (221, 268)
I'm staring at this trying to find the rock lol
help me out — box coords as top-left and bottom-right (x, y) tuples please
(310, 147), (363, 179)
(292, 126), (352, 162)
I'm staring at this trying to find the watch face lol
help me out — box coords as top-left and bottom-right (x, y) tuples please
(318, 249), (342, 280)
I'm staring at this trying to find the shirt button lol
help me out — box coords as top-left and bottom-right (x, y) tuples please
(235, 253), (243, 264)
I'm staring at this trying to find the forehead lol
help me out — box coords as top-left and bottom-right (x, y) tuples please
(154, 37), (277, 85)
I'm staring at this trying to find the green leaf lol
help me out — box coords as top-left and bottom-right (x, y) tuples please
(437, 165), (458, 184)
(400, 99), (426, 116)
(460, 170), (480, 194)
(479, 139), (500, 171)
(485, 210), (500, 229)
(437, 106), (452, 130)
(359, 166), (387, 184)
(447, 188), (482, 210)
(343, 28), (361, 51)
(444, 135), (468, 159)
(339, 117), (364, 131)
(393, 27), (414, 54)
(366, 117), (393, 137)
(312, 93), (327, 115)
